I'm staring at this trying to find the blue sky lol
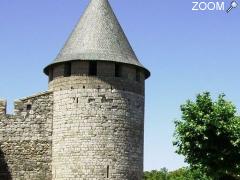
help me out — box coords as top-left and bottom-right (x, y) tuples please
(0, 0), (240, 171)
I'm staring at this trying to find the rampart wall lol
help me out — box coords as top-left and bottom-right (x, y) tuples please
(0, 91), (53, 180)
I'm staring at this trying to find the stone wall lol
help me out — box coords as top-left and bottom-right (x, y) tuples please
(51, 76), (145, 180)
(48, 61), (145, 84)
(0, 91), (53, 180)
(49, 76), (145, 95)
(48, 60), (146, 179)
(52, 89), (144, 180)
(0, 60), (146, 180)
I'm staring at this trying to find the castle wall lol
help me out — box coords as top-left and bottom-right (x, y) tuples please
(49, 76), (144, 95)
(48, 61), (145, 95)
(49, 61), (145, 179)
(52, 87), (144, 180)
(0, 92), (53, 180)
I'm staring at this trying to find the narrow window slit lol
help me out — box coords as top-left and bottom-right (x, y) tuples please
(26, 104), (32, 111)
(89, 61), (97, 76)
(115, 63), (121, 77)
(49, 67), (53, 82)
(136, 68), (140, 82)
(64, 62), (71, 77)
(107, 165), (109, 178)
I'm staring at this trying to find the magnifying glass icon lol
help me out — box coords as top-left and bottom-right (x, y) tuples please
(227, 1), (238, 13)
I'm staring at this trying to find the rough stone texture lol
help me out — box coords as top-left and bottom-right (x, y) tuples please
(0, 63), (146, 180)
(49, 75), (144, 95)
(48, 59), (146, 179)
(51, 80), (144, 180)
(0, 92), (53, 180)
(48, 61), (145, 95)
(0, 100), (7, 116)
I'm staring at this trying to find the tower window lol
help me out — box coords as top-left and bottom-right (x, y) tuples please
(136, 68), (140, 82)
(26, 104), (32, 111)
(115, 63), (121, 77)
(49, 67), (53, 82)
(64, 62), (71, 77)
(89, 61), (97, 76)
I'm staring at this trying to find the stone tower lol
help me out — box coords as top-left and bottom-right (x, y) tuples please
(44, 0), (150, 179)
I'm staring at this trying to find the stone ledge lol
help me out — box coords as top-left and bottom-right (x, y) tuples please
(19, 91), (53, 101)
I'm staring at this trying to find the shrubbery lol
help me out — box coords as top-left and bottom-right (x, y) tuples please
(144, 167), (211, 180)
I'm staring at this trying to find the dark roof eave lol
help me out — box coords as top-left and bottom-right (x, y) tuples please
(43, 60), (150, 79)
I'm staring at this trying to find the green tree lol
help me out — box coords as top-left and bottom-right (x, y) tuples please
(144, 167), (211, 180)
(144, 168), (168, 180)
(173, 92), (240, 179)
(168, 167), (211, 180)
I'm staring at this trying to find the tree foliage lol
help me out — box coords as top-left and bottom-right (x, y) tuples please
(144, 168), (168, 180)
(173, 92), (240, 179)
(144, 167), (211, 180)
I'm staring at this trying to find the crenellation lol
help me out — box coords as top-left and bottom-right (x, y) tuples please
(0, 99), (7, 116)
(14, 100), (24, 115)
(0, 92), (53, 179)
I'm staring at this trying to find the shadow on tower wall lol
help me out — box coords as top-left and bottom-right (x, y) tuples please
(0, 148), (12, 180)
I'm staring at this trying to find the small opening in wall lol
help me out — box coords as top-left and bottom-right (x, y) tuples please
(64, 62), (71, 77)
(83, 86), (85, 89)
(107, 165), (109, 178)
(136, 68), (140, 82)
(115, 63), (121, 77)
(89, 61), (97, 76)
(49, 67), (53, 82)
(26, 104), (32, 111)
(76, 98), (79, 104)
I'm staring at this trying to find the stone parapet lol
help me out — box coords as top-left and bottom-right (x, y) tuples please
(0, 92), (53, 179)
(0, 100), (6, 116)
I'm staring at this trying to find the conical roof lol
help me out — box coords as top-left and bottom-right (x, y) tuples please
(44, 0), (150, 78)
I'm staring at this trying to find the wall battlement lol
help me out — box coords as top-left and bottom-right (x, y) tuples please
(0, 91), (53, 117)
(0, 99), (7, 116)
(0, 91), (53, 179)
